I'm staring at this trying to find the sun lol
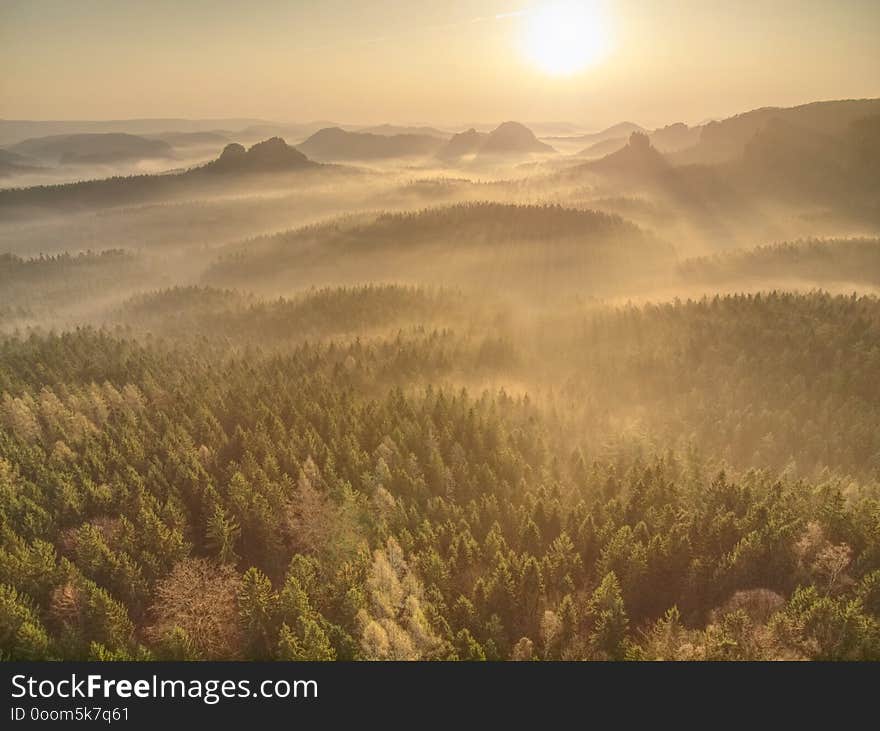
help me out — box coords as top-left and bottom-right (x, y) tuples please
(521, 1), (611, 76)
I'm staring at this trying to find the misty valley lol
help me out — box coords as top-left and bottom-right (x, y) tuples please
(1, 99), (880, 662)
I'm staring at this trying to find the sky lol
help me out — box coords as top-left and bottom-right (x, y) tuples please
(1, 0), (878, 129)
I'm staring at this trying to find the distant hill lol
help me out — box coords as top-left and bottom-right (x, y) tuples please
(205, 202), (673, 296)
(0, 149), (36, 166)
(478, 122), (556, 157)
(0, 137), (324, 211)
(435, 128), (489, 160)
(679, 238), (880, 287)
(10, 133), (174, 165)
(149, 131), (229, 148)
(575, 123), (698, 157)
(0, 249), (153, 318)
(117, 284), (457, 342)
(675, 98), (880, 164)
(577, 137), (628, 158)
(0, 118), (270, 146)
(296, 127), (445, 161)
(357, 124), (449, 138)
(569, 113), (880, 244)
(735, 114), (880, 199)
(742, 119), (842, 181)
(525, 121), (588, 136)
(565, 133), (752, 246)
(0, 149), (44, 177)
(199, 137), (315, 174)
(237, 121), (339, 144)
(849, 115), (880, 182)
(438, 121), (557, 161)
(649, 122), (701, 152)
(581, 132), (668, 177)
(547, 122), (646, 147)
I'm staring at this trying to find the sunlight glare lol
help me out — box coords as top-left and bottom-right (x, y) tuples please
(521, 1), (611, 76)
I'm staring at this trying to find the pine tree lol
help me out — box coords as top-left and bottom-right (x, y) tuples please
(0, 583), (52, 660)
(237, 567), (275, 658)
(453, 628), (486, 660)
(277, 618), (335, 661)
(588, 572), (629, 660)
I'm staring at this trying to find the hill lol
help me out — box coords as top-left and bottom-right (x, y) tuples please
(296, 127), (445, 161)
(0, 249), (154, 323)
(548, 121), (646, 147)
(679, 238), (880, 287)
(577, 123), (700, 158)
(581, 132), (669, 177)
(204, 202), (673, 295)
(117, 284), (460, 342)
(0, 118), (269, 146)
(148, 131), (229, 148)
(0, 137), (324, 211)
(237, 121), (339, 143)
(435, 128), (488, 160)
(478, 122), (556, 157)
(357, 124), (448, 138)
(0, 149), (43, 178)
(649, 122), (702, 152)
(718, 113), (880, 209)
(676, 98), (880, 164)
(10, 133), (175, 165)
(577, 136), (628, 158)
(199, 137), (315, 174)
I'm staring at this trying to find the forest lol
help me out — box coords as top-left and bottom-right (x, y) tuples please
(1, 96), (879, 662)
(1, 286), (878, 661)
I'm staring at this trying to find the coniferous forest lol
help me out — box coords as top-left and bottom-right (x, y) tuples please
(1, 282), (879, 661)
(1, 42), (880, 661)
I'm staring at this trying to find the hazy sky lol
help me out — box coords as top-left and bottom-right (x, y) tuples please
(1, 0), (878, 129)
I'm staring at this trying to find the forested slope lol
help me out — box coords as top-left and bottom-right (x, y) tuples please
(204, 203), (675, 296)
(1, 287), (878, 661)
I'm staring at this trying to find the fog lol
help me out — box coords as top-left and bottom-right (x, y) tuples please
(3, 119), (879, 462)
(3, 105), (878, 325)
(3, 92), (880, 663)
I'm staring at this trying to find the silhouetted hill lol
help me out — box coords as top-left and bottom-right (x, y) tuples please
(436, 120), (569, 160)
(205, 202), (673, 295)
(577, 137), (628, 158)
(577, 124), (699, 158)
(117, 284), (457, 342)
(199, 137), (315, 174)
(358, 124), (448, 138)
(237, 121), (339, 143)
(548, 122), (646, 147)
(149, 131), (229, 148)
(0, 138), (324, 211)
(0, 249), (154, 317)
(678, 238), (880, 287)
(734, 114), (880, 201)
(478, 122), (556, 157)
(649, 122), (701, 152)
(296, 127), (445, 161)
(435, 128), (489, 160)
(0, 149), (36, 166)
(676, 98), (880, 164)
(0, 149), (44, 177)
(563, 133), (754, 247)
(582, 132), (668, 176)
(10, 133), (175, 165)
(849, 115), (880, 183)
(742, 119), (843, 188)
(0, 118), (269, 146)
